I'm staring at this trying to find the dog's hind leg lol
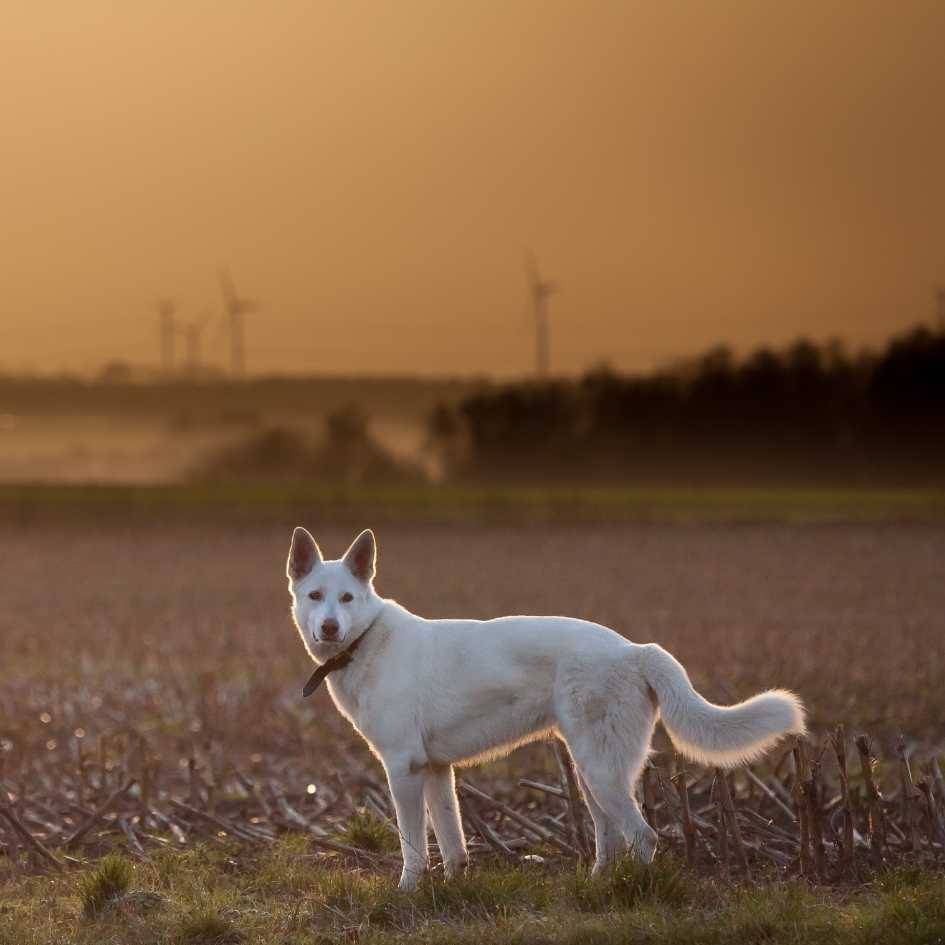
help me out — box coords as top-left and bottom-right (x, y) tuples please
(423, 764), (468, 879)
(558, 678), (658, 867)
(575, 769), (623, 873)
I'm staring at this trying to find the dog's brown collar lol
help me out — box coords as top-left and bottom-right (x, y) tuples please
(301, 613), (380, 698)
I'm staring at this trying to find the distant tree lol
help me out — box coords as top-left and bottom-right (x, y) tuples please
(426, 323), (945, 484)
(698, 344), (735, 377)
(871, 325), (945, 417)
(325, 402), (370, 449)
(98, 360), (134, 384)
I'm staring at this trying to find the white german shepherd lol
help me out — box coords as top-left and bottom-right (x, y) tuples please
(287, 527), (805, 890)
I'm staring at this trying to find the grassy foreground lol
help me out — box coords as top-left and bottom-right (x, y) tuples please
(2, 481), (944, 525)
(2, 842), (944, 945)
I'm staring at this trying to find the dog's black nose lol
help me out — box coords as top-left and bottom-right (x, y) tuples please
(321, 618), (340, 640)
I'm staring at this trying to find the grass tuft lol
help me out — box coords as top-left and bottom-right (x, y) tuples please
(174, 905), (243, 945)
(571, 853), (694, 912)
(310, 868), (406, 928)
(415, 867), (555, 916)
(339, 808), (400, 854)
(78, 853), (134, 918)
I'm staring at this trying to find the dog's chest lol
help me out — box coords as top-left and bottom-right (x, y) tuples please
(325, 671), (363, 726)
(325, 652), (408, 743)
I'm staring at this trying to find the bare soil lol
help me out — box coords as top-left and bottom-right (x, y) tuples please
(4, 519), (943, 743)
(1, 519), (943, 886)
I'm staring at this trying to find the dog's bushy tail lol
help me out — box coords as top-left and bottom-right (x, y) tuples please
(640, 643), (805, 767)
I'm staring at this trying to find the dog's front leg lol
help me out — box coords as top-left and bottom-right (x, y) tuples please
(423, 765), (467, 879)
(384, 760), (429, 891)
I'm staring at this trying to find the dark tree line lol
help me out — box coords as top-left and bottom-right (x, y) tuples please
(431, 323), (945, 484)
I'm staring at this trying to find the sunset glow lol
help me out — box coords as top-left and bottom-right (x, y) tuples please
(3, 2), (944, 376)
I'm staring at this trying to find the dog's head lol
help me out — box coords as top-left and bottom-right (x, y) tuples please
(287, 527), (379, 662)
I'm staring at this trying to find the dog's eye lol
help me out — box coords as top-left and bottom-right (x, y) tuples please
(339, 592), (354, 604)
(308, 590), (323, 601)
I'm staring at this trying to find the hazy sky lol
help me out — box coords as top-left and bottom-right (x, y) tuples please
(2, 1), (944, 377)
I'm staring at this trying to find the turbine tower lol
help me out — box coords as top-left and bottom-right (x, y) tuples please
(219, 268), (256, 377)
(157, 299), (176, 375)
(525, 252), (556, 379)
(178, 314), (211, 375)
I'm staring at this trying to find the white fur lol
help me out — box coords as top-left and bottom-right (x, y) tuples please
(287, 528), (806, 890)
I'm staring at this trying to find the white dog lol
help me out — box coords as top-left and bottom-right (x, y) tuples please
(287, 527), (805, 890)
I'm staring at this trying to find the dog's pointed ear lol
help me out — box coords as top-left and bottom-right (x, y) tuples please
(342, 529), (376, 583)
(287, 526), (322, 581)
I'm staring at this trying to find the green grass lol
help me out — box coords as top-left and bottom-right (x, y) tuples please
(339, 808), (401, 854)
(2, 843), (944, 945)
(173, 905), (242, 945)
(2, 481), (944, 525)
(77, 853), (134, 917)
(571, 853), (694, 912)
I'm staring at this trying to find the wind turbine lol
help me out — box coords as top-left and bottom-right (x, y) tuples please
(525, 252), (557, 379)
(157, 299), (176, 375)
(219, 268), (257, 377)
(178, 313), (212, 375)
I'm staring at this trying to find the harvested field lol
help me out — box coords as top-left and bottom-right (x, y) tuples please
(2, 518), (945, 941)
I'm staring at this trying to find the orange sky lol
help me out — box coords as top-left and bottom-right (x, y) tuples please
(2, 1), (944, 377)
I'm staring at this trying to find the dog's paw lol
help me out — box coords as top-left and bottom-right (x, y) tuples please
(443, 853), (469, 880)
(630, 826), (658, 864)
(397, 866), (425, 892)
